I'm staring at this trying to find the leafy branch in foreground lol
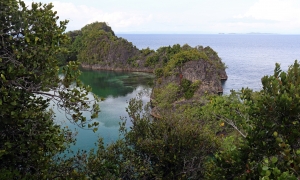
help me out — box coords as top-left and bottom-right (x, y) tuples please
(0, 0), (100, 178)
(205, 61), (300, 179)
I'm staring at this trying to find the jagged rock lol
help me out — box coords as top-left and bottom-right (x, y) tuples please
(150, 58), (227, 118)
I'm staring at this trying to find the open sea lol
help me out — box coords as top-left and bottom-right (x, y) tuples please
(118, 34), (300, 94)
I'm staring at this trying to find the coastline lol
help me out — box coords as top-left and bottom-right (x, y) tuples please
(80, 63), (154, 73)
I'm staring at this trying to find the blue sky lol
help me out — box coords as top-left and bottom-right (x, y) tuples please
(25, 0), (300, 34)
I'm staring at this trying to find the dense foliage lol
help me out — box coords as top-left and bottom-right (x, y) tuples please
(80, 92), (220, 179)
(2, 1), (300, 179)
(59, 22), (141, 67)
(79, 61), (300, 180)
(59, 23), (226, 77)
(204, 61), (300, 179)
(142, 44), (226, 76)
(0, 0), (99, 178)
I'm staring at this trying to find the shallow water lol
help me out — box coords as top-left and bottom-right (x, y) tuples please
(54, 69), (154, 152)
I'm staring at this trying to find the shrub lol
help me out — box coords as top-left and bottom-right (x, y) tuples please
(154, 68), (164, 77)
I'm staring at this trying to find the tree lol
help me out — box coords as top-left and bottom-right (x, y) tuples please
(83, 91), (220, 179)
(205, 61), (300, 179)
(0, 0), (99, 178)
(125, 97), (220, 179)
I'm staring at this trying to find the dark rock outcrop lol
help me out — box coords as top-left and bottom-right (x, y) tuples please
(150, 58), (227, 118)
(153, 59), (224, 95)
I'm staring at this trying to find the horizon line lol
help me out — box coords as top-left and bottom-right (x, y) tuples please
(115, 32), (300, 35)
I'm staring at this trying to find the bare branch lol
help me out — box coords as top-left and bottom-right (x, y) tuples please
(214, 113), (247, 138)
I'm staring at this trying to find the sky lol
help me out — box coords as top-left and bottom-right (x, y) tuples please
(24, 0), (300, 34)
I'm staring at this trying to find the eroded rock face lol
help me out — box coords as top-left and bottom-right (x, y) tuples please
(153, 59), (226, 97)
(182, 60), (225, 95)
(150, 58), (227, 118)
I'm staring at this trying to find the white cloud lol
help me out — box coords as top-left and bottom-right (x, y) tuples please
(22, 0), (300, 34)
(234, 0), (300, 22)
(48, 1), (152, 31)
(225, 0), (300, 33)
(87, 12), (153, 28)
(24, 0), (153, 31)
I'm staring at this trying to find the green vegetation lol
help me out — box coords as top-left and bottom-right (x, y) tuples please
(80, 94), (220, 179)
(2, 0), (300, 179)
(140, 47), (155, 56)
(0, 0), (99, 178)
(153, 83), (180, 109)
(139, 43), (224, 76)
(203, 61), (300, 179)
(163, 49), (209, 76)
(181, 79), (201, 99)
(145, 54), (160, 67)
(81, 60), (300, 179)
(59, 22), (140, 67)
(58, 26), (226, 77)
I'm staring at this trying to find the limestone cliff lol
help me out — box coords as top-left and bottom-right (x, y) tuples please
(150, 46), (227, 118)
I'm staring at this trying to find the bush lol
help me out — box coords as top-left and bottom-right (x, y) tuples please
(181, 79), (200, 99)
(153, 83), (179, 109)
(141, 47), (154, 56)
(145, 54), (159, 67)
(154, 68), (164, 77)
(204, 61), (300, 179)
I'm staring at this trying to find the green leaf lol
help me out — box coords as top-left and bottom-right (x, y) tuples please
(264, 158), (269, 164)
(1, 74), (6, 81)
(8, 65), (13, 73)
(271, 156), (278, 164)
(262, 166), (269, 171)
(10, 101), (17, 106)
(265, 170), (271, 177)
(25, 37), (30, 43)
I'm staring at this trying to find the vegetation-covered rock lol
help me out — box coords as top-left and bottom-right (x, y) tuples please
(150, 45), (227, 117)
(61, 22), (145, 71)
(60, 24), (228, 120)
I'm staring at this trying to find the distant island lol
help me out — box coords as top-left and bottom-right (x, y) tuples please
(218, 32), (277, 35)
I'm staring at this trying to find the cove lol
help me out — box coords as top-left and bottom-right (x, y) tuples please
(54, 69), (154, 152)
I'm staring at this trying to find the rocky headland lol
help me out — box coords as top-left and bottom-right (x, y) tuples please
(62, 22), (227, 116)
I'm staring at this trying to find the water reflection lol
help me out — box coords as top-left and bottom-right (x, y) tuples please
(55, 69), (154, 152)
(79, 69), (154, 98)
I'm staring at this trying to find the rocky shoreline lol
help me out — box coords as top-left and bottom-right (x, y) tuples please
(80, 63), (153, 73)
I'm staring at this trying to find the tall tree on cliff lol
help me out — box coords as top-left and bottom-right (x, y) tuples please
(0, 0), (99, 178)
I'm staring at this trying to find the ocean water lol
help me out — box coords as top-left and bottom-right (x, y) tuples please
(118, 34), (300, 94)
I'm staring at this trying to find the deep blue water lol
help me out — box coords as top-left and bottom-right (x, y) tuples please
(118, 34), (300, 94)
